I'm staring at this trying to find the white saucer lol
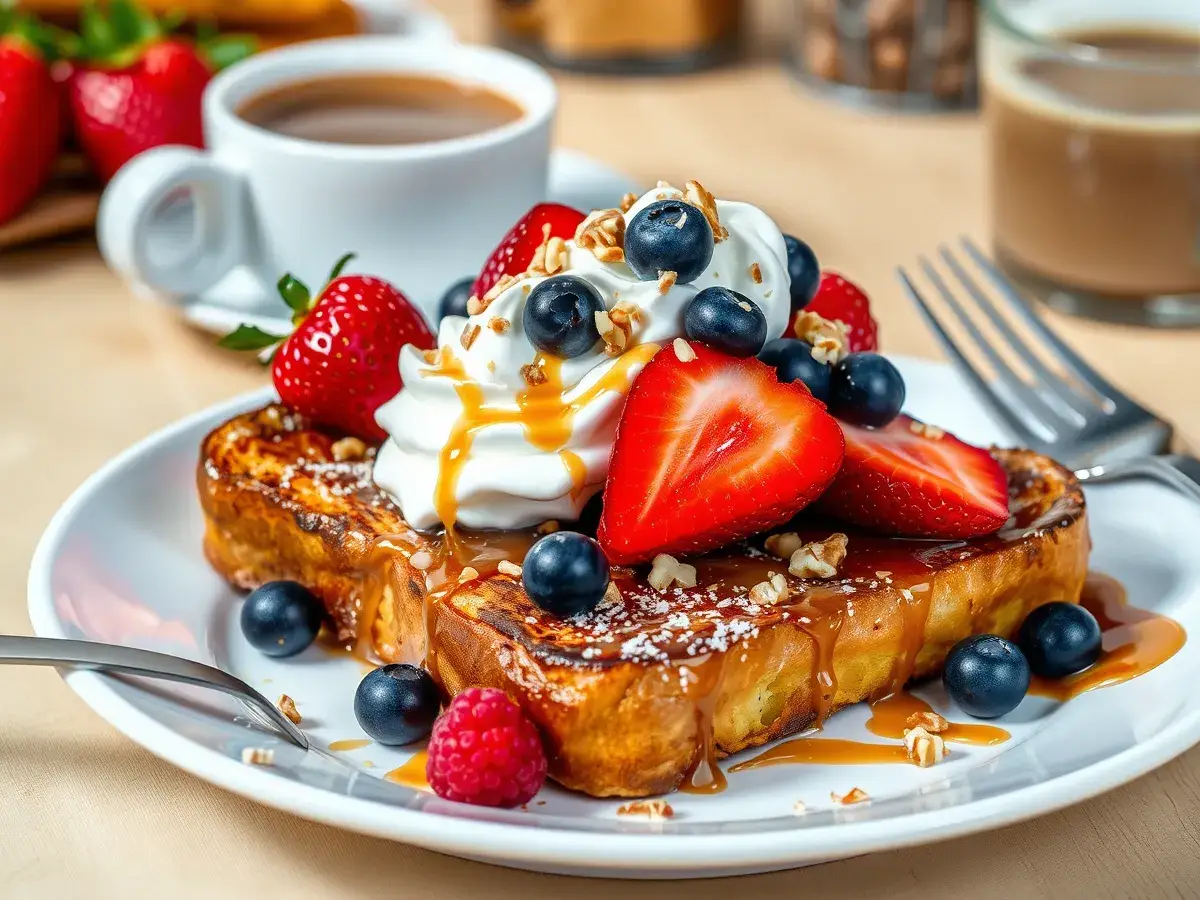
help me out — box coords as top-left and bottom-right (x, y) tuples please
(27, 357), (1200, 878)
(178, 150), (640, 337)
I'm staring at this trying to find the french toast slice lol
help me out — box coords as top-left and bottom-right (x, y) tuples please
(200, 404), (1089, 797)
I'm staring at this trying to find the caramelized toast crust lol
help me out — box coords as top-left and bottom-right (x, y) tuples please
(200, 405), (1089, 797)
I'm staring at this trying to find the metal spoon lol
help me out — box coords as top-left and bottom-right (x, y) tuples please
(0, 635), (308, 749)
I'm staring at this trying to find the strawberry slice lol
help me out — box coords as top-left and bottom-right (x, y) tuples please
(598, 342), (845, 564)
(795, 271), (879, 352)
(471, 202), (586, 301)
(817, 415), (1010, 539)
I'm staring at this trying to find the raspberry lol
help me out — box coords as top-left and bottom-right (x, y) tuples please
(801, 271), (879, 353)
(426, 687), (547, 807)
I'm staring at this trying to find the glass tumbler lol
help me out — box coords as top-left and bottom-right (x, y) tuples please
(983, 0), (1200, 326)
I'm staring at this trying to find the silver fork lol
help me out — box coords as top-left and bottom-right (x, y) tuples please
(898, 238), (1200, 504)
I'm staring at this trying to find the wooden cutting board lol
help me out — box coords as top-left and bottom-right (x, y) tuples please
(0, 153), (100, 251)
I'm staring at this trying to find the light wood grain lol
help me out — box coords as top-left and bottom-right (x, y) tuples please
(3, 1), (1200, 897)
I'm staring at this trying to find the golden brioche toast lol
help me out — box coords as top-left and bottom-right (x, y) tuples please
(200, 404), (1089, 798)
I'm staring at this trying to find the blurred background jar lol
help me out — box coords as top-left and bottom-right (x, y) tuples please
(982, 0), (1200, 327)
(789, 0), (978, 110)
(492, 0), (742, 74)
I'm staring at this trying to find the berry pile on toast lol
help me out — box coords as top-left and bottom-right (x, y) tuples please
(208, 188), (1090, 801)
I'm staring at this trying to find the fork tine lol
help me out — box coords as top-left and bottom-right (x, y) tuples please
(896, 266), (1045, 449)
(937, 246), (1093, 422)
(960, 238), (1134, 408)
(917, 255), (1069, 433)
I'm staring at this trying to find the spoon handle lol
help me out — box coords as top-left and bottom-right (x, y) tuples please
(0, 634), (307, 749)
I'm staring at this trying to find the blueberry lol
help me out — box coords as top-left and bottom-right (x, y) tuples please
(353, 663), (440, 745)
(783, 234), (820, 312)
(1017, 602), (1103, 679)
(829, 352), (905, 428)
(522, 531), (610, 617)
(523, 275), (605, 358)
(759, 338), (831, 402)
(683, 287), (768, 357)
(240, 581), (324, 658)
(943, 634), (1031, 718)
(437, 276), (474, 320)
(624, 199), (714, 284)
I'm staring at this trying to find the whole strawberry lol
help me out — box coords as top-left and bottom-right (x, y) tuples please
(0, 10), (62, 225)
(797, 271), (879, 353)
(69, 0), (254, 183)
(220, 254), (436, 442)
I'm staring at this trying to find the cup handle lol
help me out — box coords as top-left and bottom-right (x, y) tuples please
(98, 145), (249, 301)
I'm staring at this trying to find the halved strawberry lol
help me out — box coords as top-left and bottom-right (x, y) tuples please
(598, 342), (845, 564)
(817, 415), (1009, 539)
(794, 271), (879, 352)
(471, 202), (586, 300)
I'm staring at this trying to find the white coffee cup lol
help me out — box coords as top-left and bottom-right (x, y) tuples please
(98, 36), (556, 320)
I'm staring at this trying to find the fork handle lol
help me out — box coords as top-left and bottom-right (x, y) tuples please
(1075, 455), (1200, 505)
(0, 635), (308, 749)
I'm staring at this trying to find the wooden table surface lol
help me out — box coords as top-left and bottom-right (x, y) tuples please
(4, 1), (1200, 896)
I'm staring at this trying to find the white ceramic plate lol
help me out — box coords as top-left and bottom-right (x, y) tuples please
(27, 358), (1200, 879)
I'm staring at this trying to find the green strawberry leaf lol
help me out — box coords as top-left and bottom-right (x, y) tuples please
(218, 324), (287, 352)
(79, 1), (117, 60)
(200, 33), (257, 72)
(326, 252), (357, 285)
(277, 274), (312, 319)
(108, 0), (159, 46)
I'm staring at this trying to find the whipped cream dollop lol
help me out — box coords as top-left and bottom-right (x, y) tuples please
(373, 183), (792, 531)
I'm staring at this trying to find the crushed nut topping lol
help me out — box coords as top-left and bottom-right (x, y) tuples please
(682, 180), (728, 242)
(460, 323), (481, 351)
(647, 554), (698, 592)
(488, 316), (510, 334)
(617, 799), (674, 820)
(277, 694), (301, 725)
(657, 270), (678, 295)
(906, 711), (949, 734)
(520, 362), (548, 386)
(672, 338), (697, 362)
(331, 436), (367, 462)
(749, 572), (790, 606)
(788, 533), (849, 579)
(792, 800), (807, 815)
(261, 406), (283, 428)
(619, 191), (638, 213)
(497, 560), (523, 578)
(527, 225), (569, 277)
(765, 532), (804, 560)
(736, 300), (752, 312)
(409, 550), (433, 570)
(536, 520), (560, 534)
(602, 581), (622, 606)
(458, 567), (480, 583)
(832, 787), (870, 805)
(910, 420), (946, 440)
(486, 360), (497, 374)
(469, 272), (526, 315)
(904, 726), (948, 768)
(241, 747), (275, 766)
(749, 262), (763, 284)
(595, 309), (631, 357)
(793, 310), (850, 365)
(609, 300), (643, 328)
(575, 208), (626, 263)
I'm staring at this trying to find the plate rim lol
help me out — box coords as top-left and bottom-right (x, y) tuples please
(27, 361), (1200, 874)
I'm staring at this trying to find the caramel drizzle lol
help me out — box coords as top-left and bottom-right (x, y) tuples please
(1029, 572), (1186, 701)
(385, 749), (430, 790)
(678, 654), (730, 795)
(423, 343), (659, 531)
